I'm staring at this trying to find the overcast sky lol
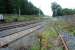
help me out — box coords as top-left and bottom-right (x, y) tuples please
(29, 0), (75, 16)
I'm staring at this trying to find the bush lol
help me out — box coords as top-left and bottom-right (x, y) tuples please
(4, 16), (17, 23)
(4, 15), (42, 23)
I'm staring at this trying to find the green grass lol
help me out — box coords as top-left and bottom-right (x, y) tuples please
(4, 15), (42, 23)
(36, 21), (61, 50)
(64, 25), (75, 36)
(56, 18), (75, 36)
(4, 16), (17, 23)
(42, 26), (58, 38)
(31, 43), (40, 50)
(30, 21), (60, 50)
(56, 19), (75, 36)
(30, 18), (65, 50)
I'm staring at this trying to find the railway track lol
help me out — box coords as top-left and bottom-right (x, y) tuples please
(52, 16), (75, 50)
(60, 31), (75, 50)
(0, 21), (46, 48)
(0, 21), (41, 38)
(54, 22), (75, 50)
(0, 20), (42, 31)
(59, 32), (69, 50)
(53, 24), (69, 50)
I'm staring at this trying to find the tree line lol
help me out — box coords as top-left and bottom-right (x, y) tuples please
(51, 2), (75, 17)
(0, 0), (44, 15)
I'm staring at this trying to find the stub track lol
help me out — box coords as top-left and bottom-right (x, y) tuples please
(54, 25), (69, 50)
(0, 21), (45, 48)
(59, 34), (69, 50)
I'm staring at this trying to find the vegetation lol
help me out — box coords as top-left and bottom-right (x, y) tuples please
(31, 21), (63, 50)
(51, 2), (62, 16)
(4, 15), (42, 23)
(62, 23), (75, 36)
(0, 0), (44, 23)
(51, 2), (75, 17)
(0, 0), (44, 15)
(62, 8), (75, 15)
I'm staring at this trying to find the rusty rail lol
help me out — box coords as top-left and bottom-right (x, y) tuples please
(59, 34), (69, 50)
(53, 23), (69, 50)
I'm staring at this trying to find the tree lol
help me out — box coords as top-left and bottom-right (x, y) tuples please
(0, 0), (6, 13)
(57, 5), (62, 16)
(62, 8), (75, 15)
(51, 2), (58, 16)
(5, 0), (13, 14)
(51, 2), (62, 16)
(0, 0), (44, 15)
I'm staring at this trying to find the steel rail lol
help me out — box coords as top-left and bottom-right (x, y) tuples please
(0, 22), (44, 48)
(0, 20), (42, 31)
(59, 34), (69, 50)
(53, 23), (69, 50)
(0, 22), (42, 38)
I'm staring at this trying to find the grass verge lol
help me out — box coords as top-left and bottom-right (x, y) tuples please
(4, 15), (42, 23)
